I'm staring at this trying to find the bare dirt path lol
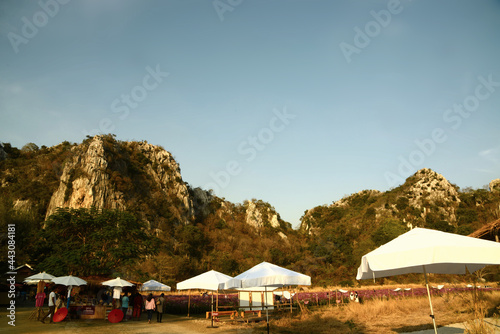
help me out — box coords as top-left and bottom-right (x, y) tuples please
(0, 306), (255, 334)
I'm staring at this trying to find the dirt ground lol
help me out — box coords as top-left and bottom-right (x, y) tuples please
(0, 306), (256, 334)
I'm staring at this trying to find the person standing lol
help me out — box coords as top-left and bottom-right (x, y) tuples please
(121, 292), (129, 321)
(113, 286), (122, 309)
(41, 287), (57, 324)
(35, 288), (46, 321)
(156, 293), (165, 323)
(132, 292), (143, 320)
(144, 293), (156, 324)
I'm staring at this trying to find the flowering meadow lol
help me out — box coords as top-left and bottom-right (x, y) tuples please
(162, 293), (239, 314)
(158, 285), (499, 315)
(292, 285), (500, 307)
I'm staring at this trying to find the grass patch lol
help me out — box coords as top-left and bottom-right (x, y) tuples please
(263, 288), (500, 334)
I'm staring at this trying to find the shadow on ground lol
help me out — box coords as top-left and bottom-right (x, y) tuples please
(394, 323), (465, 334)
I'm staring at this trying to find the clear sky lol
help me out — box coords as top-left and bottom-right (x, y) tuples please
(1, 0), (499, 228)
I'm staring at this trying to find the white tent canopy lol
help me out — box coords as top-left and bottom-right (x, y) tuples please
(176, 270), (232, 291)
(177, 270), (233, 328)
(225, 261), (311, 289)
(141, 279), (171, 292)
(357, 227), (500, 280)
(356, 227), (500, 334)
(225, 262), (311, 334)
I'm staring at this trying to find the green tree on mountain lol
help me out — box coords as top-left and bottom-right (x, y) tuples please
(34, 207), (160, 276)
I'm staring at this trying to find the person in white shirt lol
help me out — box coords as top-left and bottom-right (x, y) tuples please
(41, 287), (57, 323)
(113, 287), (122, 309)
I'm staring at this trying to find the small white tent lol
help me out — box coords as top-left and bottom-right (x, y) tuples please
(141, 279), (171, 292)
(177, 270), (233, 327)
(176, 270), (232, 291)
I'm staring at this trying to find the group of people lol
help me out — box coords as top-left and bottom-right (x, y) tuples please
(35, 283), (167, 324)
(118, 291), (166, 323)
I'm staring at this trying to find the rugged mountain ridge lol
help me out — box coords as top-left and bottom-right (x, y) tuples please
(0, 135), (287, 233)
(1, 136), (499, 285)
(0, 135), (298, 282)
(298, 167), (500, 284)
(301, 168), (472, 234)
(45, 136), (195, 225)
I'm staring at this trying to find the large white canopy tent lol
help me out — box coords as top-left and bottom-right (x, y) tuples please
(225, 262), (311, 334)
(177, 270), (233, 327)
(225, 261), (311, 289)
(356, 227), (500, 334)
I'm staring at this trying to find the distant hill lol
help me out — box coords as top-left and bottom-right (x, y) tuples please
(1, 135), (498, 285)
(299, 168), (500, 285)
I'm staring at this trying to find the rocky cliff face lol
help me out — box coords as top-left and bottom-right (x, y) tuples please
(45, 136), (194, 225)
(46, 137), (125, 217)
(10, 135), (288, 234)
(490, 179), (500, 192)
(1, 135), (292, 237)
(400, 168), (461, 224)
(245, 199), (281, 229)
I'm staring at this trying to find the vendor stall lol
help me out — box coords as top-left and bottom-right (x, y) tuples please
(69, 305), (114, 320)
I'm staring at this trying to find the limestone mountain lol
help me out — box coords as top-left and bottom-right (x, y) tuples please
(0, 135), (290, 231)
(1, 136), (498, 285)
(299, 168), (500, 284)
(44, 135), (194, 226)
(0, 135), (297, 282)
(300, 168), (486, 234)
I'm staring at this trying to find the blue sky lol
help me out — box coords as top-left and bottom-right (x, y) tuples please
(1, 0), (499, 228)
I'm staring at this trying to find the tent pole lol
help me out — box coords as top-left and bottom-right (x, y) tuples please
(211, 291), (214, 327)
(265, 286), (269, 334)
(423, 266), (438, 334)
(216, 289), (219, 312)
